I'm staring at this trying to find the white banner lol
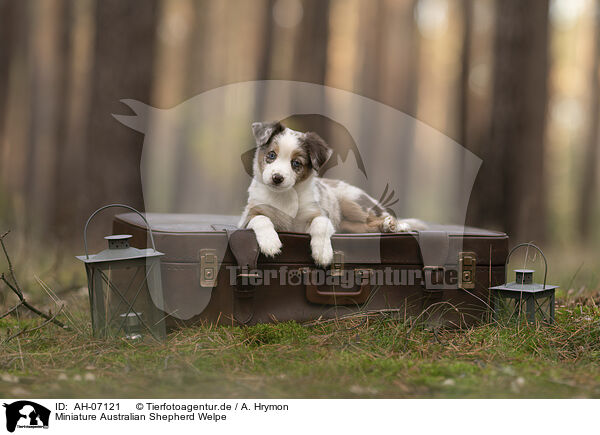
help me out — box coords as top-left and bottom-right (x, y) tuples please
(0, 399), (596, 434)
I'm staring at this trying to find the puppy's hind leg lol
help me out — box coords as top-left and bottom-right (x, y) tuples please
(309, 216), (335, 267)
(382, 216), (428, 232)
(398, 218), (428, 231)
(381, 215), (398, 232)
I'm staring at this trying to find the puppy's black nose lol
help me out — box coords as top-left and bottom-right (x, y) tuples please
(272, 173), (284, 185)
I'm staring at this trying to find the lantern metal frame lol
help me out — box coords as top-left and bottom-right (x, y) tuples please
(490, 243), (558, 325)
(77, 204), (166, 341)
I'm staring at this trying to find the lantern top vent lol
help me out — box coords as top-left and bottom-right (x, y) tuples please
(105, 234), (132, 249)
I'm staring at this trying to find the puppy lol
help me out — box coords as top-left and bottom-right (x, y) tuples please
(239, 121), (427, 266)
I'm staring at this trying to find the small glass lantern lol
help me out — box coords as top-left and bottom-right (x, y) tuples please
(76, 204), (166, 341)
(490, 243), (558, 325)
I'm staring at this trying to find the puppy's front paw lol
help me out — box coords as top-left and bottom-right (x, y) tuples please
(311, 237), (334, 267)
(256, 230), (282, 257)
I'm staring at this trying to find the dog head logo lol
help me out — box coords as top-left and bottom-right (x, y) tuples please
(3, 401), (50, 432)
(112, 80), (482, 318)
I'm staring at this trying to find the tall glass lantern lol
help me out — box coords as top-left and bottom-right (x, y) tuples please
(76, 204), (166, 341)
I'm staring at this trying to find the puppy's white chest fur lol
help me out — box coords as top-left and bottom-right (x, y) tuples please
(247, 180), (300, 219)
(244, 177), (321, 232)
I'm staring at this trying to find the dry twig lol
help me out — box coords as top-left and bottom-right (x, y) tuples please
(0, 230), (68, 330)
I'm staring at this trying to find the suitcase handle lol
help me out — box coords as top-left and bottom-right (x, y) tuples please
(300, 268), (372, 305)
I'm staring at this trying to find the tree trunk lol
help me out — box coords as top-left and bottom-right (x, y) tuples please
(254, 0), (276, 121)
(0, 0), (16, 156)
(395, 0), (420, 215)
(455, 0), (473, 221)
(293, 0), (330, 85)
(25, 0), (67, 239)
(356, 0), (385, 191)
(53, 0), (96, 243)
(577, 0), (600, 240)
(85, 0), (159, 242)
(470, 0), (550, 242)
(368, 0), (420, 213)
(0, 1), (32, 203)
(291, 0), (330, 136)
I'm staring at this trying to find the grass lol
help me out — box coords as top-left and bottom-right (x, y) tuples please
(1, 288), (599, 398)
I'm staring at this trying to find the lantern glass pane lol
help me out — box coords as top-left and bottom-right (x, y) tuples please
(532, 294), (553, 324)
(88, 258), (165, 340)
(493, 291), (554, 325)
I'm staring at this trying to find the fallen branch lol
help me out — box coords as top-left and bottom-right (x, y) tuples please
(0, 230), (68, 330)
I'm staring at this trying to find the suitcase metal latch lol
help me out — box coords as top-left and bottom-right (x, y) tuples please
(458, 251), (476, 290)
(200, 248), (218, 287)
(331, 251), (344, 276)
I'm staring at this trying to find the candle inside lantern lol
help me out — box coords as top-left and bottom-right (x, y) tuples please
(120, 312), (143, 341)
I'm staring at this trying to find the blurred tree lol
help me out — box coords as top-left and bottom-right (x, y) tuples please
(293, 0), (330, 84)
(356, 0), (385, 190)
(456, 0), (473, 219)
(254, 0), (276, 120)
(358, 0), (384, 102)
(391, 0), (420, 215)
(470, 0), (550, 242)
(366, 0), (421, 212)
(53, 0), (95, 241)
(292, 0), (330, 136)
(577, 0), (600, 240)
(85, 0), (159, 243)
(152, 0), (195, 211)
(0, 0), (16, 156)
(0, 0), (31, 211)
(26, 0), (68, 239)
(457, 0), (472, 150)
(186, 0), (210, 96)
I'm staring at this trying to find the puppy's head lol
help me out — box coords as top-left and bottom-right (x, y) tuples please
(251, 121), (332, 191)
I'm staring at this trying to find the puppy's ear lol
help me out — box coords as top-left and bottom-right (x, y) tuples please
(252, 121), (284, 147)
(240, 148), (255, 177)
(303, 132), (333, 172)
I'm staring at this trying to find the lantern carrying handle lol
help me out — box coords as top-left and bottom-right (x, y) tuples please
(83, 204), (157, 259)
(504, 242), (548, 289)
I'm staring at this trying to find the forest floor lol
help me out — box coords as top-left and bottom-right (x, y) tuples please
(1, 287), (599, 398)
(1, 237), (599, 398)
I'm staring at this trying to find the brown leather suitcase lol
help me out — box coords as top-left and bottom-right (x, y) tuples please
(113, 213), (508, 328)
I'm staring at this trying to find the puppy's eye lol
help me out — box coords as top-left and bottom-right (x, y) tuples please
(266, 151), (277, 160)
(291, 160), (302, 170)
